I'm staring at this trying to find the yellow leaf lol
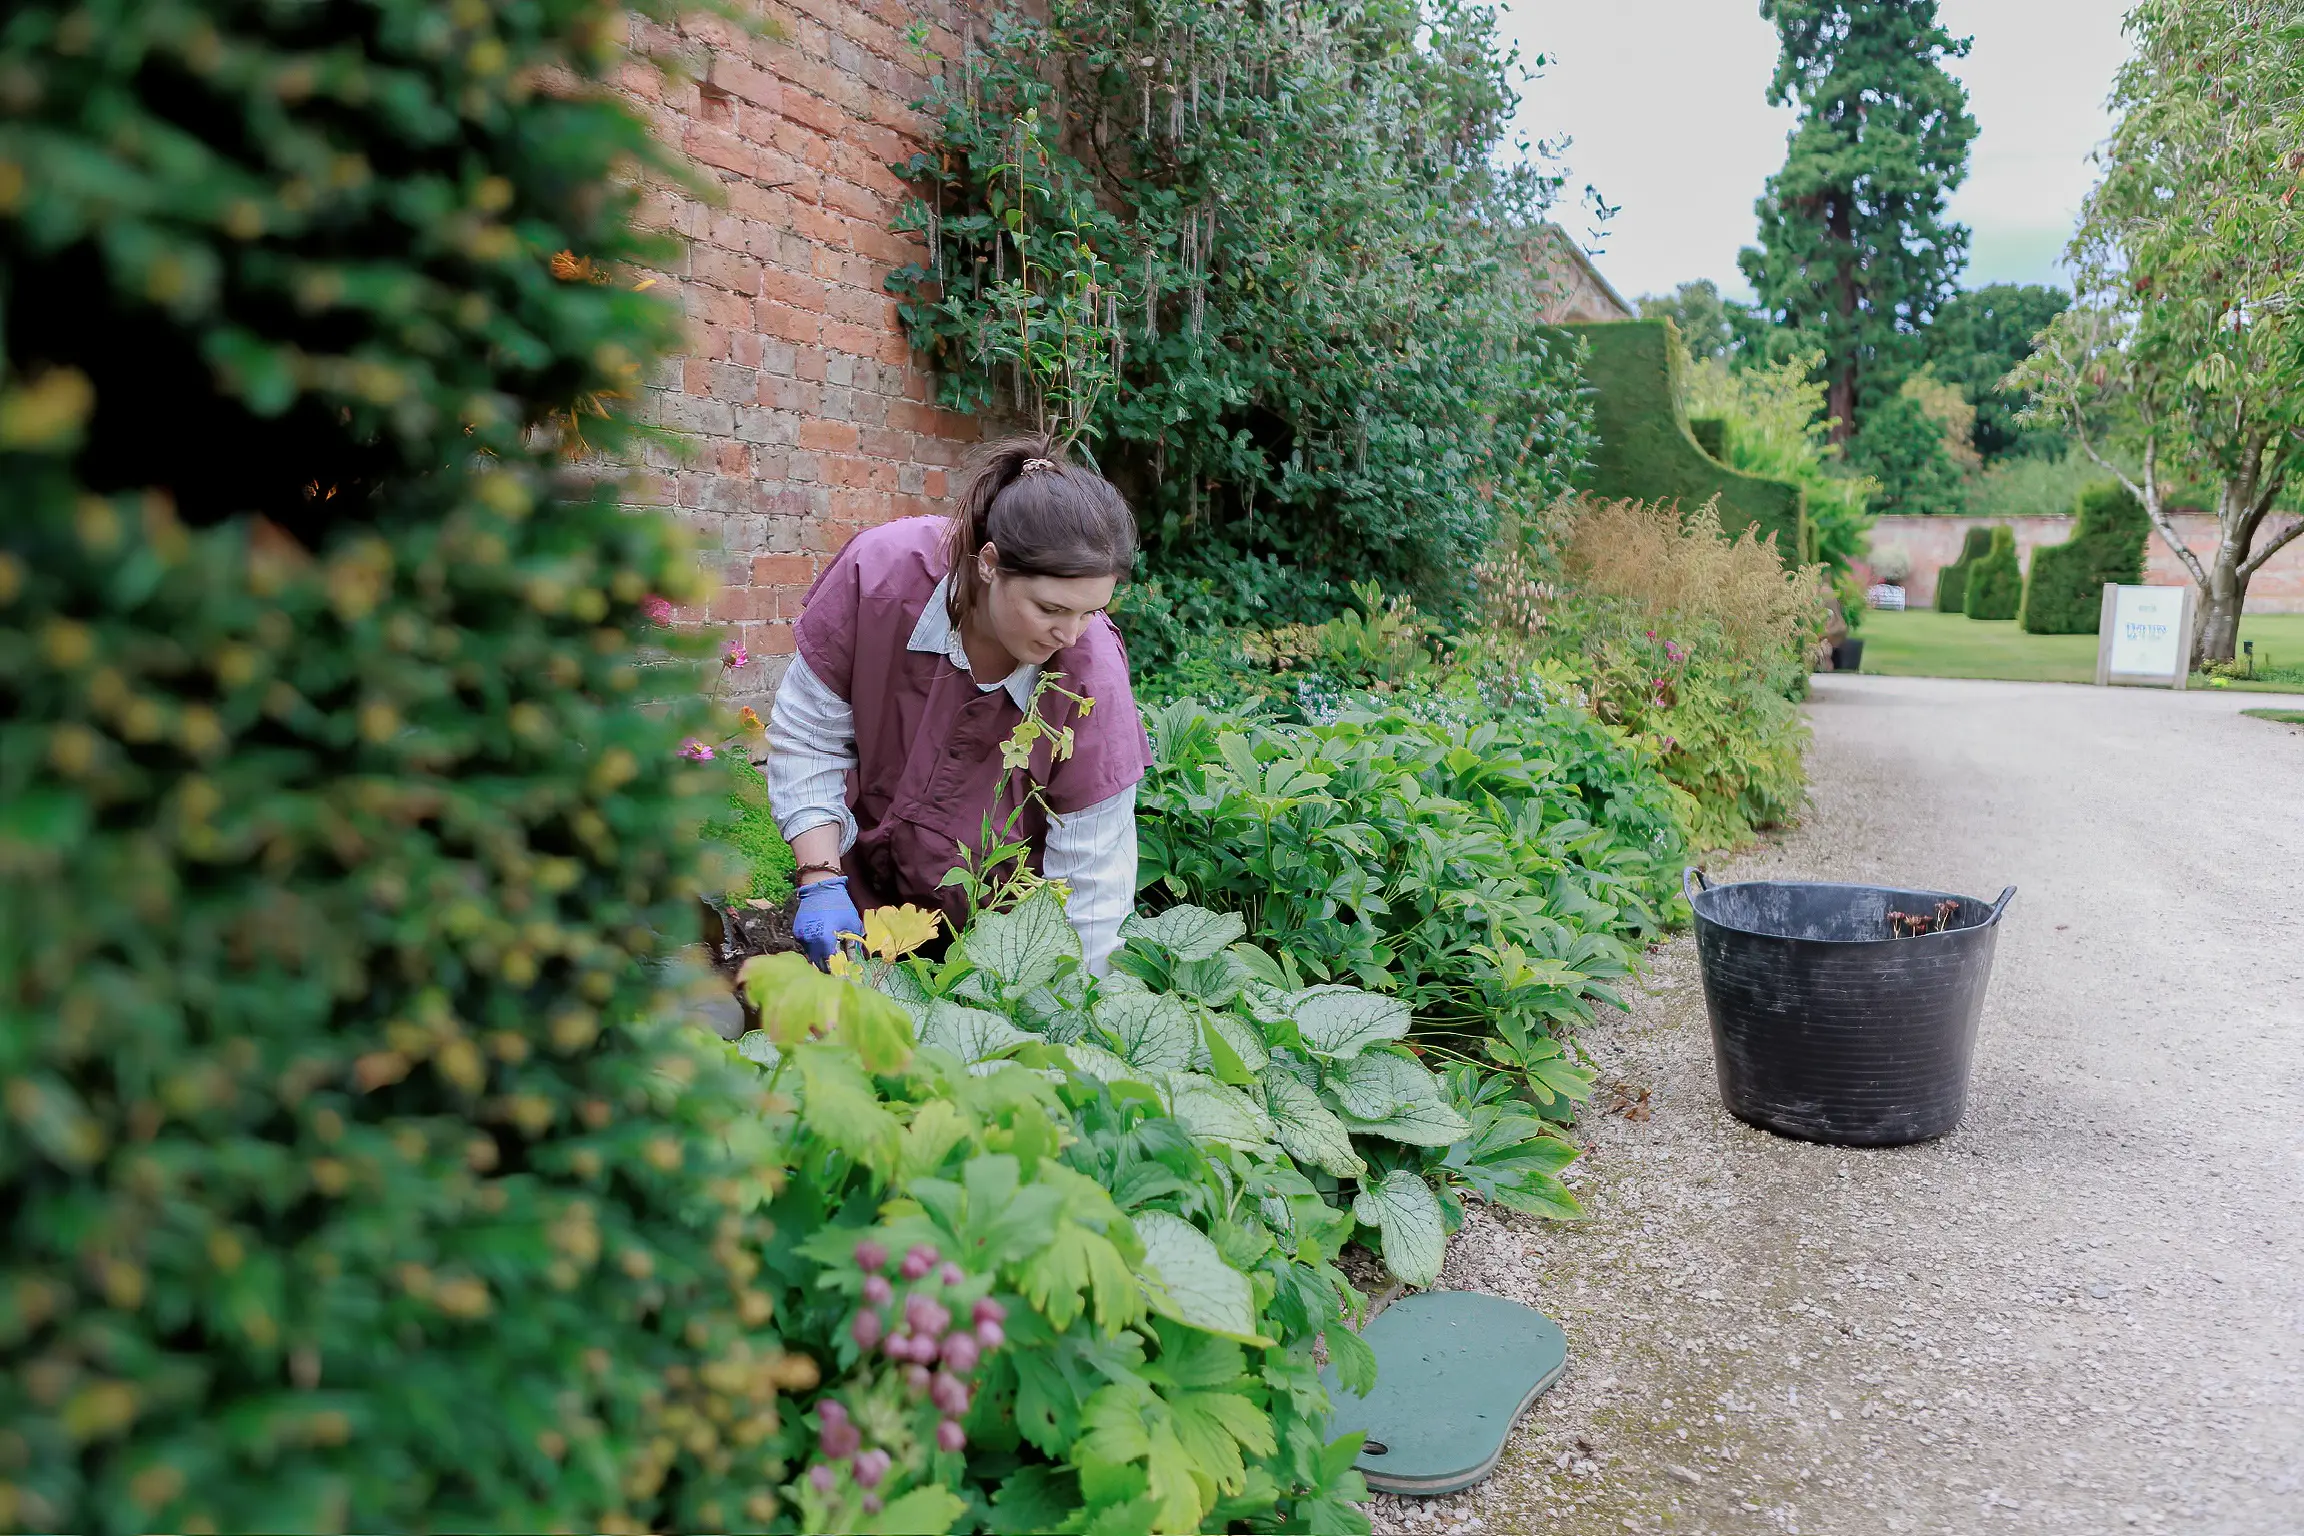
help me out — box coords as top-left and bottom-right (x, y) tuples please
(863, 903), (944, 961)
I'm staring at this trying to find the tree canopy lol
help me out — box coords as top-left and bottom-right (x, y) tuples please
(1738, 0), (1978, 441)
(1922, 283), (2070, 462)
(1637, 280), (1738, 361)
(2011, 0), (2304, 663)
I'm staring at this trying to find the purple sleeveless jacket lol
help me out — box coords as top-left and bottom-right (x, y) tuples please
(793, 516), (1151, 927)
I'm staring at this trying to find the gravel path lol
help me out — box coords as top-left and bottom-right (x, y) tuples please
(1367, 675), (2304, 1536)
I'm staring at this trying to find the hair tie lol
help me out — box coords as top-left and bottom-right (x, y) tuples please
(1019, 458), (1056, 475)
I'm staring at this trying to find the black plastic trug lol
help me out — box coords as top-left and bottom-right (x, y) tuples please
(1686, 870), (2015, 1147)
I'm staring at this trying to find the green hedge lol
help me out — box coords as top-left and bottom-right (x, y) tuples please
(1558, 321), (1805, 554)
(0, 2), (810, 1530)
(1963, 527), (2024, 620)
(2020, 483), (2149, 634)
(1935, 526), (1996, 613)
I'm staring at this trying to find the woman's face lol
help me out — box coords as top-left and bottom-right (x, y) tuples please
(976, 543), (1118, 666)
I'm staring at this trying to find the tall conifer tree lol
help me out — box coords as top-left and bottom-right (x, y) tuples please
(1739, 1), (1978, 441)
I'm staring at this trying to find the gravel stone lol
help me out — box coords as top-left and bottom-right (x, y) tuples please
(1366, 677), (2304, 1534)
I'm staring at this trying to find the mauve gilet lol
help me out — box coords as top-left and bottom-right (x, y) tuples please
(793, 516), (1152, 926)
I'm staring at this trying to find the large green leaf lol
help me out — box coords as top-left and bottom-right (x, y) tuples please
(1337, 1095), (1472, 1148)
(1119, 905), (1247, 962)
(1352, 1170), (1447, 1286)
(1016, 971), (1090, 1044)
(862, 1486), (966, 1535)
(792, 1041), (903, 1179)
(739, 950), (913, 1070)
(961, 888), (1080, 991)
(1261, 1073), (1364, 1178)
(1324, 1048), (1437, 1120)
(1133, 1211), (1272, 1345)
(1061, 1040), (1141, 1084)
(1172, 951), (1251, 1007)
(1195, 1006), (1269, 1083)
(1289, 985), (1410, 1060)
(1165, 1074), (1274, 1152)
(1092, 990), (1196, 1075)
(918, 1001), (1037, 1071)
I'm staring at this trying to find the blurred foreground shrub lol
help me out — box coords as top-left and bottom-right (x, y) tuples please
(0, 1), (837, 1529)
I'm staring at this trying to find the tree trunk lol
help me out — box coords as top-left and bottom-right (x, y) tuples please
(1827, 190), (1858, 443)
(2194, 551), (2248, 666)
(2189, 452), (2288, 667)
(1826, 371), (1856, 445)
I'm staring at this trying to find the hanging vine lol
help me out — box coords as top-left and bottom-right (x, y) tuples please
(890, 0), (1596, 647)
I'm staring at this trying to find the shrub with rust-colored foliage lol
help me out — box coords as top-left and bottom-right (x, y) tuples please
(1544, 498), (1822, 848)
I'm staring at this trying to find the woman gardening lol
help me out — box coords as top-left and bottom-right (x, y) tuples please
(765, 436), (1150, 972)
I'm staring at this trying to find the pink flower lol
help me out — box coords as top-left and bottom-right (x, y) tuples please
(854, 1241), (889, 1274)
(900, 1244), (939, 1280)
(862, 1274), (893, 1308)
(1664, 641), (1687, 664)
(974, 1319), (1005, 1349)
(723, 639), (749, 670)
(940, 1331), (980, 1373)
(678, 738), (715, 761)
(854, 1448), (892, 1489)
(817, 1402), (860, 1460)
(936, 1418), (968, 1452)
(640, 594), (673, 624)
(850, 1308), (883, 1349)
(903, 1294), (951, 1340)
(972, 1298), (1007, 1327)
(808, 1464), (837, 1495)
(930, 1371), (971, 1415)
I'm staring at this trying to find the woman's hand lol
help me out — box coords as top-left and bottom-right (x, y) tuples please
(792, 876), (863, 969)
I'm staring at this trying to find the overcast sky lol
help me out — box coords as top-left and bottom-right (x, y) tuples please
(1501, 0), (2138, 305)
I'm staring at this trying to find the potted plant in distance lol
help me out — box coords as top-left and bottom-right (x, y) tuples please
(1866, 546), (1912, 610)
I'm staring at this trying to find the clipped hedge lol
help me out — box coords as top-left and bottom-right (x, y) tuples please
(0, 2), (819, 1530)
(1558, 321), (1806, 555)
(1935, 526), (1996, 613)
(1963, 526), (2025, 620)
(2020, 483), (2149, 634)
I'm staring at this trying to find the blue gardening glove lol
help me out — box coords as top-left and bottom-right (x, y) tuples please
(792, 876), (863, 969)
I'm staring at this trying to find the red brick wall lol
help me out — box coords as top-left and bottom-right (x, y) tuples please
(621, 0), (983, 708)
(1871, 513), (2304, 614)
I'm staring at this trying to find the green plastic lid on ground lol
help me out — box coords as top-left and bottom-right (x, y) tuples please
(1321, 1290), (1568, 1496)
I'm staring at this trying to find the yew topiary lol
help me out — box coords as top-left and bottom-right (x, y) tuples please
(1961, 526), (2024, 620)
(1934, 525), (1994, 613)
(2020, 482), (2149, 634)
(0, 2), (810, 1531)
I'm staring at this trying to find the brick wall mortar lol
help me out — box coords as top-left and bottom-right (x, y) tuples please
(623, 1), (984, 710)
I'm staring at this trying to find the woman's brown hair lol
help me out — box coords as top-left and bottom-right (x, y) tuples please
(943, 434), (1137, 627)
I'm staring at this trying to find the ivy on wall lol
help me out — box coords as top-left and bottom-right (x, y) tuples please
(888, 0), (1595, 638)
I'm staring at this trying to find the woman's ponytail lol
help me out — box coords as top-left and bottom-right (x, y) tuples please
(943, 435), (1135, 627)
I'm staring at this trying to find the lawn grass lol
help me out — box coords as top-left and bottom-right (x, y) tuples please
(2241, 707), (2304, 727)
(1851, 609), (2304, 691)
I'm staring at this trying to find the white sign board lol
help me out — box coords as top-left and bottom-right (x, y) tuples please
(2096, 584), (2194, 689)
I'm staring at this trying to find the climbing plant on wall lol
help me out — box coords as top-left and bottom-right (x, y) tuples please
(889, 0), (1595, 639)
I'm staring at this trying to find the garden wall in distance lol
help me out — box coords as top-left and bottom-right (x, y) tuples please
(1875, 513), (2304, 614)
(620, 0), (985, 709)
